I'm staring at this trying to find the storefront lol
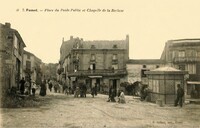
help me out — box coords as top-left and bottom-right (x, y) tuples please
(186, 81), (200, 99)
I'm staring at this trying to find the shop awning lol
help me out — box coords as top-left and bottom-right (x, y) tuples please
(88, 76), (102, 78)
(187, 81), (200, 85)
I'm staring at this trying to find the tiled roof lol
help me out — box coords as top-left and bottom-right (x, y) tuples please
(127, 59), (165, 64)
(152, 66), (180, 71)
(82, 40), (127, 49)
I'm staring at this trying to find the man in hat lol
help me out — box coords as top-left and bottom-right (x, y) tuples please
(175, 84), (184, 107)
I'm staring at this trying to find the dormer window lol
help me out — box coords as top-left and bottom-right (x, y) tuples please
(91, 45), (96, 49)
(113, 44), (117, 49)
(143, 65), (146, 68)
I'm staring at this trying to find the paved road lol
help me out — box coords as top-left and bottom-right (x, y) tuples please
(1, 92), (200, 128)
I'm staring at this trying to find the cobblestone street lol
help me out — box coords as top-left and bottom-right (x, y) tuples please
(1, 92), (200, 128)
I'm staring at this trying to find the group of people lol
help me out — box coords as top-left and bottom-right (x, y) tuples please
(19, 78), (57, 97)
(19, 77), (38, 96)
(107, 86), (126, 104)
(19, 77), (185, 107)
(73, 84), (87, 98)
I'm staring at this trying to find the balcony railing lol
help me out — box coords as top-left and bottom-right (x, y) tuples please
(173, 57), (200, 63)
(68, 69), (127, 77)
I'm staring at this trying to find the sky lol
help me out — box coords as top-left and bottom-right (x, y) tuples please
(1, 0), (200, 63)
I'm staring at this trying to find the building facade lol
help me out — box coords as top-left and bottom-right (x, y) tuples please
(59, 35), (129, 93)
(0, 23), (26, 95)
(23, 50), (43, 84)
(161, 39), (200, 98)
(126, 59), (165, 85)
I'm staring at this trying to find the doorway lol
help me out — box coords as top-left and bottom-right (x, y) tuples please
(113, 79), (117, 96)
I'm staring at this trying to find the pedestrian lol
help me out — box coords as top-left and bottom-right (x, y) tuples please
(48, 81), (53, 92)
(63, 82), (67, 94)
(69, 86), (72, 94)
(118, 90), (126, 104)
(91, 86), (95, 98)
(82, 83), (87, 98)
(24, 80), (30, 95)
(31, 81), (37, 96)
(40, 80), (47, 96)
(174, 84), (184, 107)
(107, 86), (112, 102)
(94, 83), (98, 96)
(74, 86), (80, 98)
(19, 77), (25, 95)
(107, 87), (116, 102)
(140, 85), (148, 101)
(54, 82), (59, 93)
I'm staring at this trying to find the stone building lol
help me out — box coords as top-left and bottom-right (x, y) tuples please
(59, 35), (129, 93)
(160, 39), (200, 99)
(0, 23), (26, 95)
(126, 59), (165, 85)
(23, 50), (43, 84)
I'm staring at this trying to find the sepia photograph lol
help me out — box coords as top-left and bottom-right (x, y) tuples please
(0, 0), (200, 128)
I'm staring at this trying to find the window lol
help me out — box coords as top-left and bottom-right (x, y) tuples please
(178, 51), (185, 57)
(91, 45), (95, 49)
(197, 51), (200, 57)
(113, 44), (117, 48)
(152, 80), (159, 93)
(91, 54), (95, 61)
(13, 35), (18, 49)
(74, 65), (78, 72)
(112, 54), (117, 60)
(172, 51), (176, 58)
(156, 65), (159, 68)
(90, 64), (96, 70)
(27, 54), (30, 59)
(26, 61), (31, 70)
(187, 50), (197, 57)
(186, 64), (196, 74)
(141, 69), (149, 77)
(112, 64), (118, 69)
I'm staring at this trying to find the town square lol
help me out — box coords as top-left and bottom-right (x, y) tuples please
(1, 0), (200, 128)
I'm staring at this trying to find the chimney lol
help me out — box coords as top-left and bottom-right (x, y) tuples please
(5, 22), (11, 28)
(70, 36), (73, 40)
(126, 34), (129, 41)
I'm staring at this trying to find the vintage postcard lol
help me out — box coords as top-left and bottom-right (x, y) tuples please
(0, 0), (200, 128)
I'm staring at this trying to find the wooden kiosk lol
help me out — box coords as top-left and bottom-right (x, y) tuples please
(145, 66), (187, 105)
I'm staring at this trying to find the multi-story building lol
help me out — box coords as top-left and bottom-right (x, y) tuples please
(161, 39), (200, 98)
(23, 50), (43, 84)
(59, 35), (129, 93)
(0, 23), (26, 94)
(126, 59), (165, 84)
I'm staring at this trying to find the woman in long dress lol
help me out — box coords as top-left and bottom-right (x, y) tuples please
(40, 80), (46, 96)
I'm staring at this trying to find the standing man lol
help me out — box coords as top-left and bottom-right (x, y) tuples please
(19, 77), (25, 95)
(175, 84), (184, 107)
